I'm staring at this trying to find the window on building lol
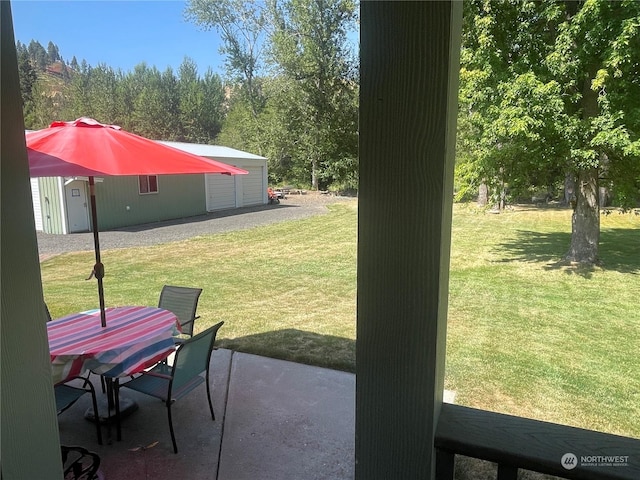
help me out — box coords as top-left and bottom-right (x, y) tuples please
(138, 175), (158, 194)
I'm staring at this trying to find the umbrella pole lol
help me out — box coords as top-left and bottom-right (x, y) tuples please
(89, 176), (106, 327)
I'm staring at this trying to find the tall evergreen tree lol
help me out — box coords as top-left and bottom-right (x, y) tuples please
(27, 39), (48, 70)
(46, 41), (61, 63)
(63, 60), (93, 120)
(131, 65), (180, 140)
(17, 44), (37, 120)
(199, 68), (226, 142)
(28, 76), (58, 129)
(176, 57), (225, 143)
(178, 57), (203, 141)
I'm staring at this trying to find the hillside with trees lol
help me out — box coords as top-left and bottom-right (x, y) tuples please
(17, 39), (226, 145)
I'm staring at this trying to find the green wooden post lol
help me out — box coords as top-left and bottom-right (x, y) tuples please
(356, 1), (462, 478)
(1, 2), (64, 477)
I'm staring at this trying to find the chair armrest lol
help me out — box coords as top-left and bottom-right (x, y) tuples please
(180, 318), (195, 328)
(176, 316), (199, 334)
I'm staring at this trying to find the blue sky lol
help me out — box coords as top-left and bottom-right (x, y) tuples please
(11, 1), (226, 76)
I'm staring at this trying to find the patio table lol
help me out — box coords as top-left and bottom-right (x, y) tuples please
(47, 306), (180, 385)
(48, 306), (181, 441)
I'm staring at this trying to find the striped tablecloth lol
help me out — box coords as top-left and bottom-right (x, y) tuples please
(47, 306), (180, 384)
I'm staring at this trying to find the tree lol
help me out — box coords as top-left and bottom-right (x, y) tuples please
(185, 0), (359, 189)
(46, 41), (61, 63)
(17, 43), (37, 123)
(199, 68), (226, 141)
(177, 57), (204, 141)
(256, 76), (309, 184)
(456, 0), (640, 264)
(268, 0), (358, 190)
(27, 40), (48, 70)
(27, 76), (58, 129)
(185, 0), (267, 120)
(62, 60), (93, 120)
(84, 64), (122, 123)
(177, 57), (225, 143)
(130, 65), (181, 140)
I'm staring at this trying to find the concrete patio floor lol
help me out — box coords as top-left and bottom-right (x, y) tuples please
(59, 349), (455, 479)
(57, 349), (356, 479)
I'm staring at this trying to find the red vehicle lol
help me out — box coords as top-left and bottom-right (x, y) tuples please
(267, 187), (280, 204)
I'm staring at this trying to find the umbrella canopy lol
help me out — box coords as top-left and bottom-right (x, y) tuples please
(27, 117), (248, 177)
(26, 118), (248, 327)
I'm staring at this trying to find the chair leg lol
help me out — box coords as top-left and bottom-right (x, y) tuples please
(107, 378), (122, 442)
(82, 372), (105, 394)
(87, 382), (103, 445)
(85, 371), (106, 393)
(167, 402), (178, 454)
(206, 373), (215, 421)
(115, 379), (122, 441)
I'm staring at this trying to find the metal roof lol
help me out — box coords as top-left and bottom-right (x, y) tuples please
(157, 141), (266, 161)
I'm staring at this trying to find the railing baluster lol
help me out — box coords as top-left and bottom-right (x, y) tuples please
(497, 464), (518, 480)
(435, 449), (455, 480)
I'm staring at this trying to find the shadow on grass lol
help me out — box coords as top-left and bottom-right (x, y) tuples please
(496, 228), (640, 276)
(218, 328), (355, 373)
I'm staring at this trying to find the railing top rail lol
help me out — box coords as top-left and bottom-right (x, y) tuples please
(435, 403), (639, 480)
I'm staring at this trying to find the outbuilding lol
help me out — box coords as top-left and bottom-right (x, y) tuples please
(30, 141), (268, 234)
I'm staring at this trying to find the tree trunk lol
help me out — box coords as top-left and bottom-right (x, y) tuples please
(599, 186), (610, 208)
(565, 167), (600, 264)
(478, 181), (488, 206)
(311, 156), (319, 190)
(564, 173), (575, 206)
(565, 65), (601, 264)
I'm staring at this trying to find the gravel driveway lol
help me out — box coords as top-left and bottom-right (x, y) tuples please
(37, 193), (354, 258)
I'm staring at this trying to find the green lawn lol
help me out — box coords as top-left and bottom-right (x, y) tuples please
(446, 204), (640, 439)
(41, 201), (640, 438)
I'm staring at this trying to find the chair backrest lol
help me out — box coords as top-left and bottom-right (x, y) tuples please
(158, 285), (203, 337)
(170, 321), (224, 394)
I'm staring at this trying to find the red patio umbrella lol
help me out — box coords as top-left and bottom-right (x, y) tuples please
(26, 117), (248, 327)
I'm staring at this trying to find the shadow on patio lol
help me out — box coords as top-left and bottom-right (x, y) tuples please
(57, 349), (355, 479)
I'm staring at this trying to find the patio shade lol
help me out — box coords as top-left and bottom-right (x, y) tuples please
(26, 117), (248, 327)
(27, 117), (248, 177)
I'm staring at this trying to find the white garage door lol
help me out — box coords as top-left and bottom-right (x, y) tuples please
(242, 166), (265, 206)
(206, 173), (236, 211)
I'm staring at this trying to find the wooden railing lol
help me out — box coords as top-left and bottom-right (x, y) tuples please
(435, 404), (640, 480)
